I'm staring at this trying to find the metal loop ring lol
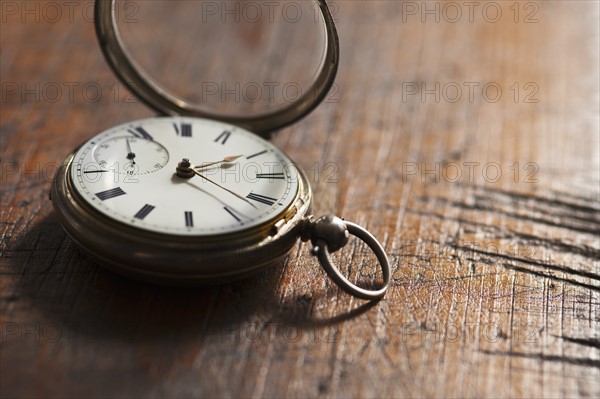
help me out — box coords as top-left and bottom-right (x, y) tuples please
(94, 0), (339, 137)
(313, 221), (391, 300)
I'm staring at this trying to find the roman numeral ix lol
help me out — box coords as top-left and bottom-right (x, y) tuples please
(95, 187), (126, 201)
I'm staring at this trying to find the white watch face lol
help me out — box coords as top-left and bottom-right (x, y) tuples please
(70, 117), (300, 236)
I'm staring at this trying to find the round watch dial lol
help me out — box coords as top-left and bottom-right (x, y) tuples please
(70, 117), (299, 236)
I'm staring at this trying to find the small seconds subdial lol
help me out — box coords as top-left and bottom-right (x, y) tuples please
(93, 135), (169, 175)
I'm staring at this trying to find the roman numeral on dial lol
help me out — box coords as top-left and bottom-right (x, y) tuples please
(184, 211), (194, 227)
(256, 172), (285, 180)
(246, 150), (267, 159)
(95, 187), (126, 201)
(246, 193), (277, 206)
(223, 206), (241, 222)
(215, 130), (231, 145)
(174, 123), (192, 137)
(128, 127), (153, 140)
(134, 204), (155, 220)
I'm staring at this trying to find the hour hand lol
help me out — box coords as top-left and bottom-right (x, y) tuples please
(194, 155), (242, 170)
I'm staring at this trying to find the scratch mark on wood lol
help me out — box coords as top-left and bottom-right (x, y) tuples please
(481, 350), (600, 369)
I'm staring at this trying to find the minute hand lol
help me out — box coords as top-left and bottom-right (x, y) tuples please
(191, 167), (257, 209)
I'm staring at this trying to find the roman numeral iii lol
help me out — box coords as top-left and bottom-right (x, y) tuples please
(256, 173), (285, 180)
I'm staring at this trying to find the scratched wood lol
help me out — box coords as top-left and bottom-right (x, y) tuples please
(1, 1), (599, 398)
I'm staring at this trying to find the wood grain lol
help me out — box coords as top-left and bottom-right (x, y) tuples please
(1, 1), (599, 398)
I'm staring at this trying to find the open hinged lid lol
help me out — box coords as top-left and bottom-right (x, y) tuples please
(94, 0), (339, 138)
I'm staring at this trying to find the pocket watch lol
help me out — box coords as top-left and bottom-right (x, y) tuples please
(51, 0), (390, 300)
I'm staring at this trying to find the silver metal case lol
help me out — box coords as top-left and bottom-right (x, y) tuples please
(52, 153), (312, 284)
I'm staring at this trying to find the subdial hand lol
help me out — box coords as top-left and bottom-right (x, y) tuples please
(126, 138), (136, 164)
(194, 155), (242, 171)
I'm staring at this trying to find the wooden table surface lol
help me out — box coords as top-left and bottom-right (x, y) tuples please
(1, 1), (599, 398)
